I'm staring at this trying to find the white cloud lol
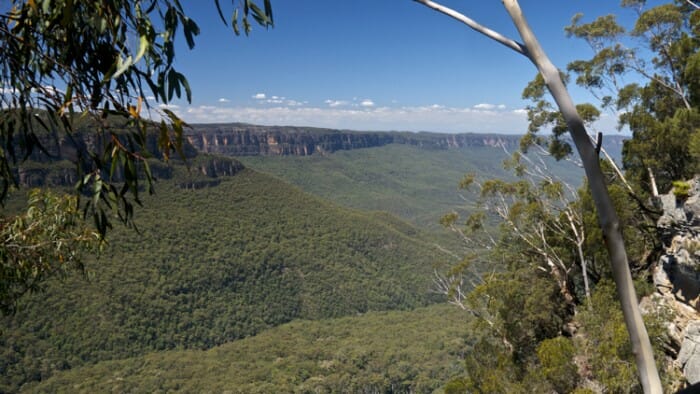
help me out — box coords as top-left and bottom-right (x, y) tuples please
(360, 99), (375, 107)
(248, 93), (305, 107)
(181, 103), (529, 134)
(28, 85), (63, 96)
(218, 98), (230, 103)
(473, 103), (496, 110)
(253, 93), (301, 105)
(0, 87), (18, 95)
(325, 99), (348, 108)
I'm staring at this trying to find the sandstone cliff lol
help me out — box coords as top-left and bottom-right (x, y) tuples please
(185, 123), (522, 156)
(13, 128), (238, 189)
(14, 122), (627, 188)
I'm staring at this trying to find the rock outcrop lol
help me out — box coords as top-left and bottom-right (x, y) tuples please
(652, 176), (700, 385)
(679, 322), (700, 384)
(24, 128), (198, 164)
(176, 156), (245, 190)
(656, 177), (700, 310)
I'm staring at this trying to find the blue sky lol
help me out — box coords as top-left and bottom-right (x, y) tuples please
(159, 1), (663, 134)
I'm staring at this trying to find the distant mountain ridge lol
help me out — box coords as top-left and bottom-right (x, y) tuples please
(12, 122), (627, 188)
(186, 123), (523, 156)
(185, 123), (627, 159)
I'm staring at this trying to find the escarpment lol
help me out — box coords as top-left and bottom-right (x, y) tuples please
(12, 128), (240, 188)
(185, 123), (522, 156)
(13, 122), (627, 188)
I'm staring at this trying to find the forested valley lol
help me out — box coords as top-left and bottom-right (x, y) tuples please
(1, 0), (699, 393)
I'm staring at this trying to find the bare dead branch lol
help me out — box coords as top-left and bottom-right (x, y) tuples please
(413, 0), (528, 56)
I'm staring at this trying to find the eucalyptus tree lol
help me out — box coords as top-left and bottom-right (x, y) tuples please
(564, 0), (700, 195)
(413, 0), (662, 391)
(0, 0), (273, 313)
(0, 190), (100, 314)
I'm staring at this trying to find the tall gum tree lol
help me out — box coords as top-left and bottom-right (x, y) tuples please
(413, 0), (662, 392)
(564, 1), (699, 196)
(0, 0), (273, 313)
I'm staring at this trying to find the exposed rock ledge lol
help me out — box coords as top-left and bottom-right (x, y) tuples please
(651, 176), (700, 385)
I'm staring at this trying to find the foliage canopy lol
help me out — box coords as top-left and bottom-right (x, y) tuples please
(0, 0), (272, 231)
(0, 0), (272, 312)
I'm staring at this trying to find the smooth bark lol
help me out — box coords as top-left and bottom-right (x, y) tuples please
(415, 0), (663, 392)
(501, 2), (661, 391)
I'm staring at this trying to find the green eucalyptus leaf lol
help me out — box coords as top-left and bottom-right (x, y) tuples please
(135, 34), (148, 63)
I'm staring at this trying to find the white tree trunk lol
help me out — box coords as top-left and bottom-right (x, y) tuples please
(648, 167), (659, 197)
(414, 0), (663, 392)
(501, 2), (661, 392)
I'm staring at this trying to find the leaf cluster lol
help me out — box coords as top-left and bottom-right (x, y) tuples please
(0, 0), (272, 238)
(0, 189), (98, 315)
(520, 73), (600, 160)
(564, 1), (700, 194)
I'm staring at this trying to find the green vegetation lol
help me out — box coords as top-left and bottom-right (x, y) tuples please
(0, 0), (268, 232)
(1, 0), (697, 392)
(0, 190), (99, 315)
(25, 304), (470, 393)
(438, 162), (677, 393)
(240, 144), (494, 228)
(0, 168), (450, 392)
(564, 0), (700, 196)
(240, 143), (584, 230)
(673, 180), (692, 200)
(0, 0), (274, 313)
(435, 1), (699, 390)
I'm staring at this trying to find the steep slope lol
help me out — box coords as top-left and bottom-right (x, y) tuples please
(239, 143), (586, 230)
(184, 124), (623, 234)
(0, 168), (450, 392)
(25, 304), (471, 394)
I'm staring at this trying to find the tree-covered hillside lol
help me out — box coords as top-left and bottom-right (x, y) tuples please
(24, 304), (471, 393)
(239, 143), (587, 230)
(0, 168), (451, 392)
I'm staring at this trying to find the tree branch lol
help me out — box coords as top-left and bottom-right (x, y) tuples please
(413, 0), (528, 56)
(501, 1), (662, 392)
(686, 0), (700, 10)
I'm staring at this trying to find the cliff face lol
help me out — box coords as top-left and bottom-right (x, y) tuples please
(14, 122), (628, 188)
(24, 129), (198, 164)
(13, 129), (236, 189)
(185, 123), (522, 156)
